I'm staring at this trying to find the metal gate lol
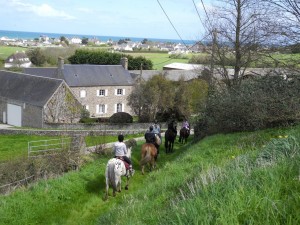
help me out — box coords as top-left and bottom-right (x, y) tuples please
(28, 138), (71, 158)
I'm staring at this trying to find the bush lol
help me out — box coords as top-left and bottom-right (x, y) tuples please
(109, 112), (133, 123)
(79, 117), (98, 124)
(198, 75), (300, 135)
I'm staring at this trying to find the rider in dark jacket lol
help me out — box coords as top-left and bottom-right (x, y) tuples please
(145, 126), (160, 159)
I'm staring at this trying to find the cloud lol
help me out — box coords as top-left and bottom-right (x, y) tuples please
(9, 0), (75, 20)
(77, 7), (94, 14)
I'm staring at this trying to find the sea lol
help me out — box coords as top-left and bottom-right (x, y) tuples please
(0, 30), (196, 45)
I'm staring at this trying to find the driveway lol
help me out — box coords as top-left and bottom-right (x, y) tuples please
(0, 124), (13, 129)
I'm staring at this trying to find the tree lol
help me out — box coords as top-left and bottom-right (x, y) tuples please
(26, 48), (46, 66)
(127, 74), (175, 122)
(81, 37), (89, 45)
(206, 0), (272, 87)
(68, 50), (153, 70)
(262, 0), (300, 43)
(60, 36), (69, 46)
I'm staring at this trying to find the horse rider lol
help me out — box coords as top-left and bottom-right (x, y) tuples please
(152, 120), (162, 142)
(113, 134), (134, 175)
(182, 119), (190, 130)
(145, 126), (159, 159)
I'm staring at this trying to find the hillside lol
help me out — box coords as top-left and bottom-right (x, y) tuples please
(0, 125), (299, 224)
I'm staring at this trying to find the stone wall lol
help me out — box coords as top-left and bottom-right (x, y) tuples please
(43, 122), (167, 131)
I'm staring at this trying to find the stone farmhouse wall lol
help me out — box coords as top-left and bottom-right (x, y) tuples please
(71, 85), (133, 118)
(43, 83), (82, 124)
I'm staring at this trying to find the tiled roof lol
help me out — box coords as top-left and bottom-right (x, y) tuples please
(0, 70), (63, 107)
(24, 64), (134, 87)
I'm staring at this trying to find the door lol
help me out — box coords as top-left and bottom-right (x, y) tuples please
(7, 104), (22, 127)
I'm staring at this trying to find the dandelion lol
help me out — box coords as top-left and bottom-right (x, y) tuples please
(284, 135), (288, 138)
(278, 135), (283, 138)
(231, 155), (235, 159)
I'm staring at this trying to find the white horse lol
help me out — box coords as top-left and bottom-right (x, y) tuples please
(105, 147), (133, 200)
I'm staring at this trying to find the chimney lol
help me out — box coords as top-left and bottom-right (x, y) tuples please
(120, 57), (128, 70)
(57, 57), (64, 79)
(58, 56), (64, 70)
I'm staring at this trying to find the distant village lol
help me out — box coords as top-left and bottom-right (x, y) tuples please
(0, 34), (205, 55)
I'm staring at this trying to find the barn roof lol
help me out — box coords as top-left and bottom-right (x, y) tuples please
(0, 70), (63, 107)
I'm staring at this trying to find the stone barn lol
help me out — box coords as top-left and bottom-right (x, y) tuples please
(0, 70), (82, 128)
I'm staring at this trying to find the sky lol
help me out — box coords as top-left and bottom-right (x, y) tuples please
(0, 0), (215, 40)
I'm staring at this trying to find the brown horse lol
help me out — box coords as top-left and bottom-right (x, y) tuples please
(140, 143), (157, 175)
(179, 127), (190, 144)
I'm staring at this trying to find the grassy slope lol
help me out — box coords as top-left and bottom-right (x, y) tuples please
(0, 126), (299, 224)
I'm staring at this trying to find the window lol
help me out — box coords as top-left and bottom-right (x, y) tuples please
(84, 105), (89, 110)
(99, 89), (105, 96)
(115, 88), (125, 96)
(116, 103), (122, 112)
(80, 90), (86, 98)
(97, 104), (106, 114)
(117, 89), (123, 95)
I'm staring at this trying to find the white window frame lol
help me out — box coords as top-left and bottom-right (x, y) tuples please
(115, 88), (125, 96)
(97, 89), (105, 96)
(80, 90), (86, 98)
(116, 103), (123, 112)
(97, 104), (107, 114)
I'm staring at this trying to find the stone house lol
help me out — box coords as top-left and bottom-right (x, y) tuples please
(4, 51), (32, 68)
(24, 58), (134, 118)
(0, 70), (82, 128)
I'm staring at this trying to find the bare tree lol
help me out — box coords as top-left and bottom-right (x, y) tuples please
(206, 0), (273, 87)
(262, 0), (300, 42)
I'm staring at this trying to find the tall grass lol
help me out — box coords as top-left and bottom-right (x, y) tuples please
(0, 126), (299, 224)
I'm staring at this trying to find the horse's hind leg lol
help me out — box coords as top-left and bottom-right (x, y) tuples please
(125, 177), (129, 190)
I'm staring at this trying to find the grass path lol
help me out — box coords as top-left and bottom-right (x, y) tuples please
(0, 136), (192, 225)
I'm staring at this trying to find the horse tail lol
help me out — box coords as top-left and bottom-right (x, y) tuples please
(140, 145), (151, 166)
(108, 162), (117, 192)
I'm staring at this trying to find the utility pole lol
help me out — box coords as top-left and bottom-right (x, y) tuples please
(210, 28), (217, 86)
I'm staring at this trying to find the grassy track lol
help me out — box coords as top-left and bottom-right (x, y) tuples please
(0, 125), (299, 224)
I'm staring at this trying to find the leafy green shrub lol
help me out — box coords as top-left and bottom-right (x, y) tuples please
(109, 112), (133, 123)
(199, 75), (300, 135)
(68, 50), (153, 70)
(79, 117), (98, 124)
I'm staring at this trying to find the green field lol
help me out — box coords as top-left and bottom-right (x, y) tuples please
(0, 133), (143, 162)
(0, 125), (299, 224)
(125, 52), (190, 70)
(0, 46), (28, 60)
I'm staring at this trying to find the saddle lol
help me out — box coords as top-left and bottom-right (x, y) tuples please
(115, 156), (130, 170)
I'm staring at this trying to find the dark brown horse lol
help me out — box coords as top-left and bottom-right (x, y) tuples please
(179, 127), (190, 144)
(140, 143), (157, 175)
(165, 121), (177, 153)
